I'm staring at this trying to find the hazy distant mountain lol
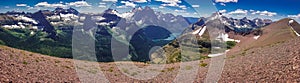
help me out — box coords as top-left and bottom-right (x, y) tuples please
(54, 7), (79, 15)
(114, 6), (190, 34)
(100, 9), (121, 24)
(222, 16), (271, 28)
(184, 17), (201, 24)
(189, 12), (272, 35)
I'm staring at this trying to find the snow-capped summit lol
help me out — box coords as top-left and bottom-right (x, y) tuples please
(104, 9), (119, 15)
(103, 8), (134, 19)
(131, 6), (143, 12)
(219, 15), (272, 29)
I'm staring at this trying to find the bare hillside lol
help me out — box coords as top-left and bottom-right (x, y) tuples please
(0, 46), (80, 82)
(228, 18), (300, 55)
(220, 37), (300, 82)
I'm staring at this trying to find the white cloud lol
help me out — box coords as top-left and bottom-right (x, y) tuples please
(159, 6), (165, 8)
(152, 7), (158, 10)
(215, 0), (237, 6)
(130, 0), (148, 3)
(191, 5), (200, 8)
(34, 1), (91, 8)
(4, 6), (10, 8)
(102, 0), (118, 2)
(68, 1), (91, 7)
(121, 1), (136, 7)
(250, 10), (277, 16)
(155, 0), (181, 3)
(215, 0), (238, 3)
(35, 2), (52, 7)
(116, 5), (127, 8)
(156, 0), (181, 7)
(213, 3), (216, 5)
(161, 2), (179, 7)
(259, 11), (277, 16)
(223, 9), (278, 18)
(179, 5), (187, 9)
(228, 9), (248, 15)
(219, 9), (227, 13)
(174, 9), (186, 13)
(16, 4), (27, 7)
(288, 14), (300, 19)
(99, 2), (106, 7)
(183, 12), (190, 15)
(98, 5), (107, 8)
(220, 3), (226, 6)
(35, 2), (67, 8)
(27, 6), (36, 10)
(99, 2), (107, 5)
(179, 5), (186, 8)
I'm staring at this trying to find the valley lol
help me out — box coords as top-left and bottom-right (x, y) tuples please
(0, 4), (300, 82)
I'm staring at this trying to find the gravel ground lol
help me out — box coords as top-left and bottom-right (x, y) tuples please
(0, 37), (299, 82)
(0, 46), (80, 82)
(220, 37), (300, 82)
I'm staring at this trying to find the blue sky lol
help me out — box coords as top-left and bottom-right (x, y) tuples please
(0, 0), (299, 21)
(0, 0), (217, 17)
(214, 0), (300, 21)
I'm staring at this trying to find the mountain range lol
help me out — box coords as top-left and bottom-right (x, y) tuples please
(1, 6), (300, 82)
(0, 18), (299, 82)
(0, 6), (289, 63)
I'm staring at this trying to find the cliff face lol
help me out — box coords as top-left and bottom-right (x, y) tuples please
(32, 11), (57, 40)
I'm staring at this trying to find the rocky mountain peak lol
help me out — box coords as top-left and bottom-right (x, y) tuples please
(53, 7), (79, 15)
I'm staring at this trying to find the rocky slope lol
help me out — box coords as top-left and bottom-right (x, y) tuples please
(1, 37), (299, 82)
(227, 18), (300, 55)
(0, 45), (210, 82)
(220, 37), (300, 82)
(0, 45), (79, 82)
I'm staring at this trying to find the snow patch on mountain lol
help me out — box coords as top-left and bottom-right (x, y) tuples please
(16, 16), (38, 24)
(120, 12), (134, 18)
(198, 26), (207, 36)
(97, 22), (110, 26)
(289, 20), (294, 24)
(218, 33), (240, 43)
(59, 13), (78, 21)
(253, 35), (260, 40)
(47, 15), (61, 21)
(288, 20), (300, 36)
(93, 16), (105, 21)
(192, 27), (202, 34)
(2, 25), (23, 29)
(192, 26), (207, 37)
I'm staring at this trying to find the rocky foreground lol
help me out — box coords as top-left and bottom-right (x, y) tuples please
(1, 38), (300, 82)
(220, 37), (300, 82)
